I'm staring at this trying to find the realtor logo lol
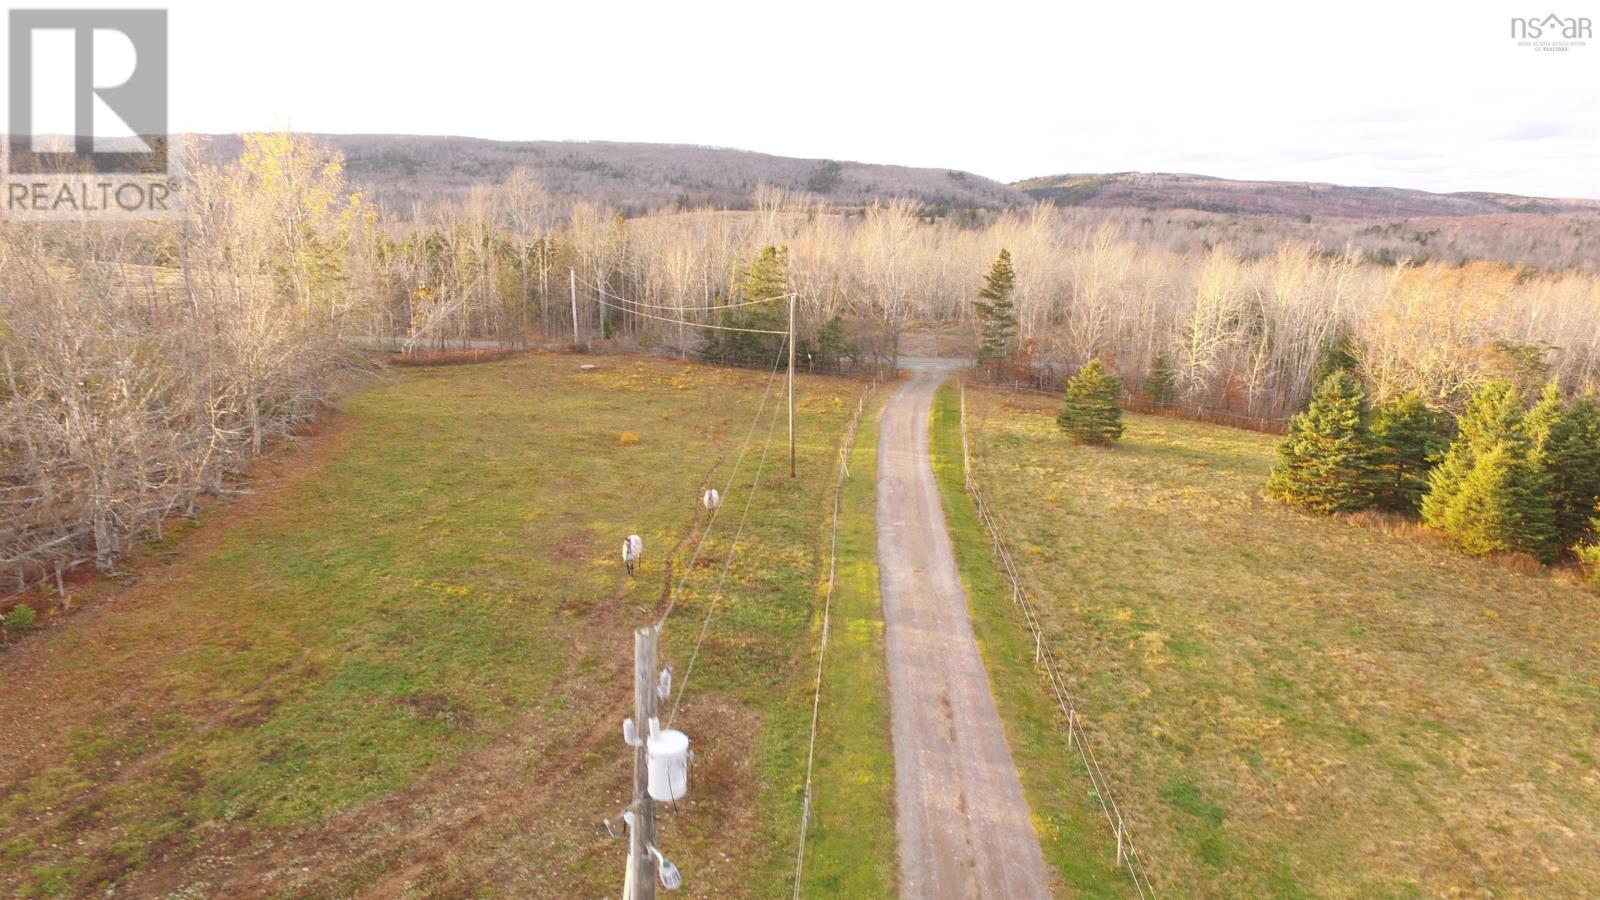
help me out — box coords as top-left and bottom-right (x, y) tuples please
(4, 9), (176, 219)
(1509, 13), (1591, 51)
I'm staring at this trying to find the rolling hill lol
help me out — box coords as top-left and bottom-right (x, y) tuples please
(1014, 171), (1600, 218)
(192, 136), (1599, 270)
(195, 133), (1026, 214)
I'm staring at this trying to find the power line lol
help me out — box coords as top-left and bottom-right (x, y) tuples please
(583, 277), (791, 312)
(591, 293), (789, 335)
(575, 275), (789, 333)
(574, 272), (799, 480)
(666, 355), (786, 727)
(599, 279), (799, 899)
(656, 337), (790, 631)
(791, 386), (871, 899)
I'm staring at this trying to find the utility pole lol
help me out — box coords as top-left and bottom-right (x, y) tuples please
(570, 268), (580, 347)
(630, 625), (659, 900)
(788, 292), (797, 479)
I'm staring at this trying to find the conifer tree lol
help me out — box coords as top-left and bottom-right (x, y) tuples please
(704, 245), (788, 366)
(1422, 379), (1559, 561)
(1309, 335), (1360, 396)
(1057, 359), (1124, 445)
(974, 249), (1018, 377)
(1421, 380), (1524, 524)
(1267, 370), (1380, 513)
(1532, 392), (1600, 553)
(1524, 381), (1565, 449)
(1144, 354), (1179, 406)
(1370, 392), (1450, 516)
(1431, 443), (1558, 560)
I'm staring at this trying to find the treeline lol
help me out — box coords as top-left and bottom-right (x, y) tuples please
(1, 133), (371, 589)
(6, 133), (1600, 588)
(369, 190), (1600, 423)
(1269, 371), (1600, 576)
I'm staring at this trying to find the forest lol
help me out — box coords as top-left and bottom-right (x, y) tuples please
(3, 132), (1599, 599)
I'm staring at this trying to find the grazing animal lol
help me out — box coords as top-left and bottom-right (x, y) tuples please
(703, 489), (721, 511)
(623, 534), (643, 576)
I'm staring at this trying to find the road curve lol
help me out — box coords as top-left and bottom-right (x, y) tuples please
(876, 359), (1051, 899)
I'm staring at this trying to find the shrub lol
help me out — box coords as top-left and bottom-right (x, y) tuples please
(618, 431), (641, 446)
(1267, 370), (1380, 513)
(1057, 360), (1124, 445)
(1370, 393), (1450, 516)
(4, 603), (37, 632)
(1580, 542), (1600, 587)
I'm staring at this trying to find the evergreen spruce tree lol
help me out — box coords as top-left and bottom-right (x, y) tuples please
(1057, 359), (1124, 445)
(1421, 380), (1525, 525)
(1422, 380), (1559, 561)
(1533, 392), (1600, 553)
(1266, 370), (1381, 513)
(813, 313), (851, 372)
(1370, 392), (1450, 516)
(974, 250), (1018, 377)
(1432, 443), (1559, 561)
(1144, 354), (1179, 406)
(705, 245), (788, 366)
(1524, 381), (1565, 449)
(1309, 335), (1360, 396)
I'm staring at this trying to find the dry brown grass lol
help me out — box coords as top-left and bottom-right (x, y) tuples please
(383, 348), (521, 367)
(964, 385), (1600, 897)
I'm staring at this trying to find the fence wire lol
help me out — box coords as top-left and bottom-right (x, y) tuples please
(959, 380), (1157, 898)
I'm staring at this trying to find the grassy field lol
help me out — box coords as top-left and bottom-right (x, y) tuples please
(0, 352), (888, 897)
(949, 385), (1600, 897)
(928, 387), (1138, 898)
(795, 395), (897, 897)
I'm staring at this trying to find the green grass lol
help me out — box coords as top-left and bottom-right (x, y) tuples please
(796, 394), (897, 897)
(928, 384), (1136, 898)
(955, 386), (1600, 897)
(0, 354), (881, 897)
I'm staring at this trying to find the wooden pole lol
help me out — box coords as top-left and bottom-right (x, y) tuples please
(788, 292), (797, 479)
(570, 269), (580, 348)
(631, 625), (658, 900)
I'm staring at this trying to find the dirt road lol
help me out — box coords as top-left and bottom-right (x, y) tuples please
(877, 359), (1051, 899)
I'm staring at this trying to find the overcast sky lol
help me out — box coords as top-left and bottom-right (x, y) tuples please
(12, 0), (1600, 197)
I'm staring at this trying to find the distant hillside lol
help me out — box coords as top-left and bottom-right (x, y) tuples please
(1014, 172), (1600, 219)
(197, 134), (1026, 214)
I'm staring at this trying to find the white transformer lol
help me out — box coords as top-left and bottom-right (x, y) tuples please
(647, 724), (691, 802)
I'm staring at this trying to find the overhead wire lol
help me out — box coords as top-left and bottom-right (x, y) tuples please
(655, 337), (790, 631)
(665, 345), (786, 727)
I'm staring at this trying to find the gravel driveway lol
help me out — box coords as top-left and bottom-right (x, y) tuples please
(876, 358), (1051, 899)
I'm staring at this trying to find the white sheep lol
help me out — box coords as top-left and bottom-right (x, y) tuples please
(623, 534), (644, 576)
(702, 488), (721, 512)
